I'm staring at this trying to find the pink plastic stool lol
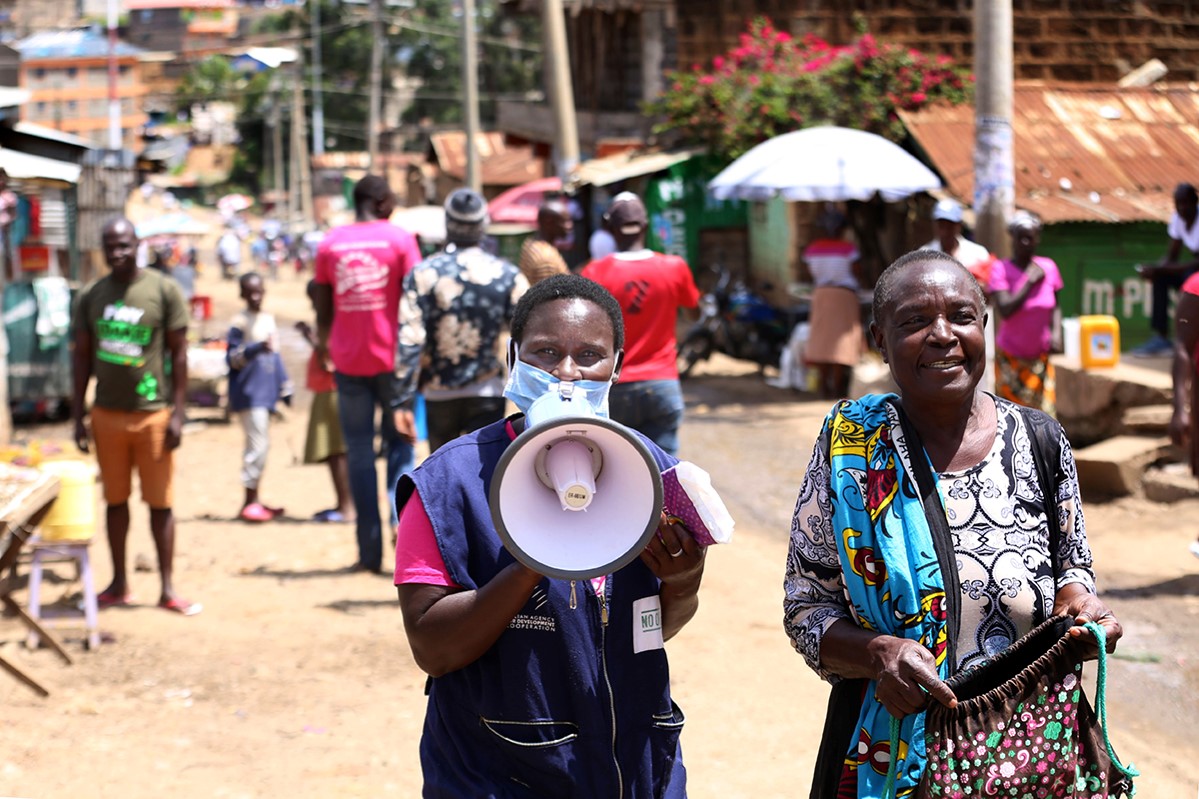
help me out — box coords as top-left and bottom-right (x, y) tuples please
(26, 537), (100, 651)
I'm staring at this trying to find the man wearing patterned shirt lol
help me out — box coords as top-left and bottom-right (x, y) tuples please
(394, 188), (529, 452)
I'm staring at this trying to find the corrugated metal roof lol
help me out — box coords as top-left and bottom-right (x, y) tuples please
(575, 149), (694, 187)
(16, 29), (145, 60)
(310, 151), (422, 171)
(127, 0), (234, 9)
(500, 0), (672, 11)
(232, 47), (297, 70)
(0, 148), (80, 184)
(429, 131), (546, 187)
(15, 121), (94, 149)
(900, 82), (1199, 224)
(0, 87), (30, 107)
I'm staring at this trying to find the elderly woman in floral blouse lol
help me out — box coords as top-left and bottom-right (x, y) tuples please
(782, 249), (1121, 798)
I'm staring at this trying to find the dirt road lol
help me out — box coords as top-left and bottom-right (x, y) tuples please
(1, 265), (1195, 798)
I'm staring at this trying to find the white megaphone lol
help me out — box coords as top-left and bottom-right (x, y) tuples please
(490, 380), (664, 580)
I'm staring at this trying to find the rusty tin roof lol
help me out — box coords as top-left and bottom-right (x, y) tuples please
(429, 131), (546, 187)
(901, 82), (1199, 224)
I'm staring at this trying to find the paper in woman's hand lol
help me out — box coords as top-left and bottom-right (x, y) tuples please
(661, 461), (735, 547)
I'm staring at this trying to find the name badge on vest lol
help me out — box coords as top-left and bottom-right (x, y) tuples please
(632, 596), (664, 653)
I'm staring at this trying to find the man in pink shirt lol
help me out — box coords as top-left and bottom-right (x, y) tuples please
(313, 175), (422, 573)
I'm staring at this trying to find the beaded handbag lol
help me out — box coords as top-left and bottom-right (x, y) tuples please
(889, 615), (1138, 799)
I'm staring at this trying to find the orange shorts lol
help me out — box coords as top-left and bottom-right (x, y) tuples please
(90, 406), (175, 508)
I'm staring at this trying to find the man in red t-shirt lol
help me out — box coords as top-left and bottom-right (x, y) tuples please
(581, 192), (699, 454)
(312, 175), (422, 573)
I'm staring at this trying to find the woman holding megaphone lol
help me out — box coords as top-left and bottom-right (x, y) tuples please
(395, 274), (707, 798)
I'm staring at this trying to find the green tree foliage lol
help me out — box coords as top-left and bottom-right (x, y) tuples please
(175, 55), (240, 107)
(648, 18), (973, 163)
(394, 0), (542, 126)
(173, 0), (542, 190)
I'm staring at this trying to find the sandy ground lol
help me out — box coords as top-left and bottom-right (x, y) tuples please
(1, 253), (1197, 798)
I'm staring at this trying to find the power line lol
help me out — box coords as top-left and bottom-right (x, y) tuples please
(384, 15), (543, 53)
(232, 9), (543, 54)
(159, 75), (544, 105)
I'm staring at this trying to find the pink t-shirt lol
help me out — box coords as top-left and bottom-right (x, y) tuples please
(393, 420), (607, 597)
(314, 220), (421, 376)
(393, 488), (459, 587)
(989, 255), (1063, 359)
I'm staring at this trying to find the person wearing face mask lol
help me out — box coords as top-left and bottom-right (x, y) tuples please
(392, 188), (529, 453)
(517, 196), (573, 285)
(394, 273), (705, 798)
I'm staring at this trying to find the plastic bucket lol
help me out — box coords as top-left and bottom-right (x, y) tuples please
(190, 295), (212, 321)
(1061, 318), (1081, 362)
(38, 459), (98, 541)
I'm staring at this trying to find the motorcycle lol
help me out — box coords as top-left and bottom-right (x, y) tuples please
(677, 266), (808, 379)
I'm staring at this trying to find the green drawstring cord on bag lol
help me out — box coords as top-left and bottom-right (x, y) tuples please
(1083, 620), (1140, 795)
(881, 714), (901, 799)
(880, 622), (1138, 799)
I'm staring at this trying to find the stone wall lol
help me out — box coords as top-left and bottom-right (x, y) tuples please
(676, 0), (1199, 82)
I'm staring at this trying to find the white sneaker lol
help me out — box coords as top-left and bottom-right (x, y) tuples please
(1190, 541), (1199, 559)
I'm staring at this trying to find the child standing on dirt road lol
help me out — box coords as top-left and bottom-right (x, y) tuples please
(296, 278), (355, 524)
(227, 272), (292, 523)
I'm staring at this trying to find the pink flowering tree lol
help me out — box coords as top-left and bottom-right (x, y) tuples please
(649, 18), (973, 163)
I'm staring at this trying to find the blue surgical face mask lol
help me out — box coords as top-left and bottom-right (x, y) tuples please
(504, 356), (615, 421)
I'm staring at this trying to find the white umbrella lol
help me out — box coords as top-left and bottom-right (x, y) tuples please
(708, 126), (941, 203)
(136, 212), (211, 239)
(217, 193), (254, 216)
(391, 205), (446, 245)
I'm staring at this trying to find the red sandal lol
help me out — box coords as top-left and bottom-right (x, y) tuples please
(158, 597), (202, 616)
(239, 502), (275, 523)
(97, 589), (134, 609)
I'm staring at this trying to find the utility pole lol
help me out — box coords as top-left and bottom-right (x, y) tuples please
(292, 54), (314, 231)
(271, 77), (287, 231)
(367, 0), (383, 174)
(462, 0), (481, 192)
(973, 0), (1014, 258)
(287, 21), (300, 234)
(542, 0), (579, 179)
(106, 0), (121, 150)
(311, 0), (325, 156)
(288, 79), (301, 235)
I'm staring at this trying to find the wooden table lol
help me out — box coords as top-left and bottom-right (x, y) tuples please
(0, 465), (64, 697)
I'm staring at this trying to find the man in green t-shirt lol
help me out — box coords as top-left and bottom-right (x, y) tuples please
(72, 217), (199, 615)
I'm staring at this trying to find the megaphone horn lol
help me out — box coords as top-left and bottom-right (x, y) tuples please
(490, 386), (663, 581)
(534, 435), (604, 511)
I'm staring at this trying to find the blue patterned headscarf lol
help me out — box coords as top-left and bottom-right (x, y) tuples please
(824, 394), (950, 797)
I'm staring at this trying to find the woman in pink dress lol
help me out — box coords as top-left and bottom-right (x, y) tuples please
(989, 212), (1062, 416)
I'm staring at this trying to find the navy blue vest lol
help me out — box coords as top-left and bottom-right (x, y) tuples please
(397, 417), (687, 799)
